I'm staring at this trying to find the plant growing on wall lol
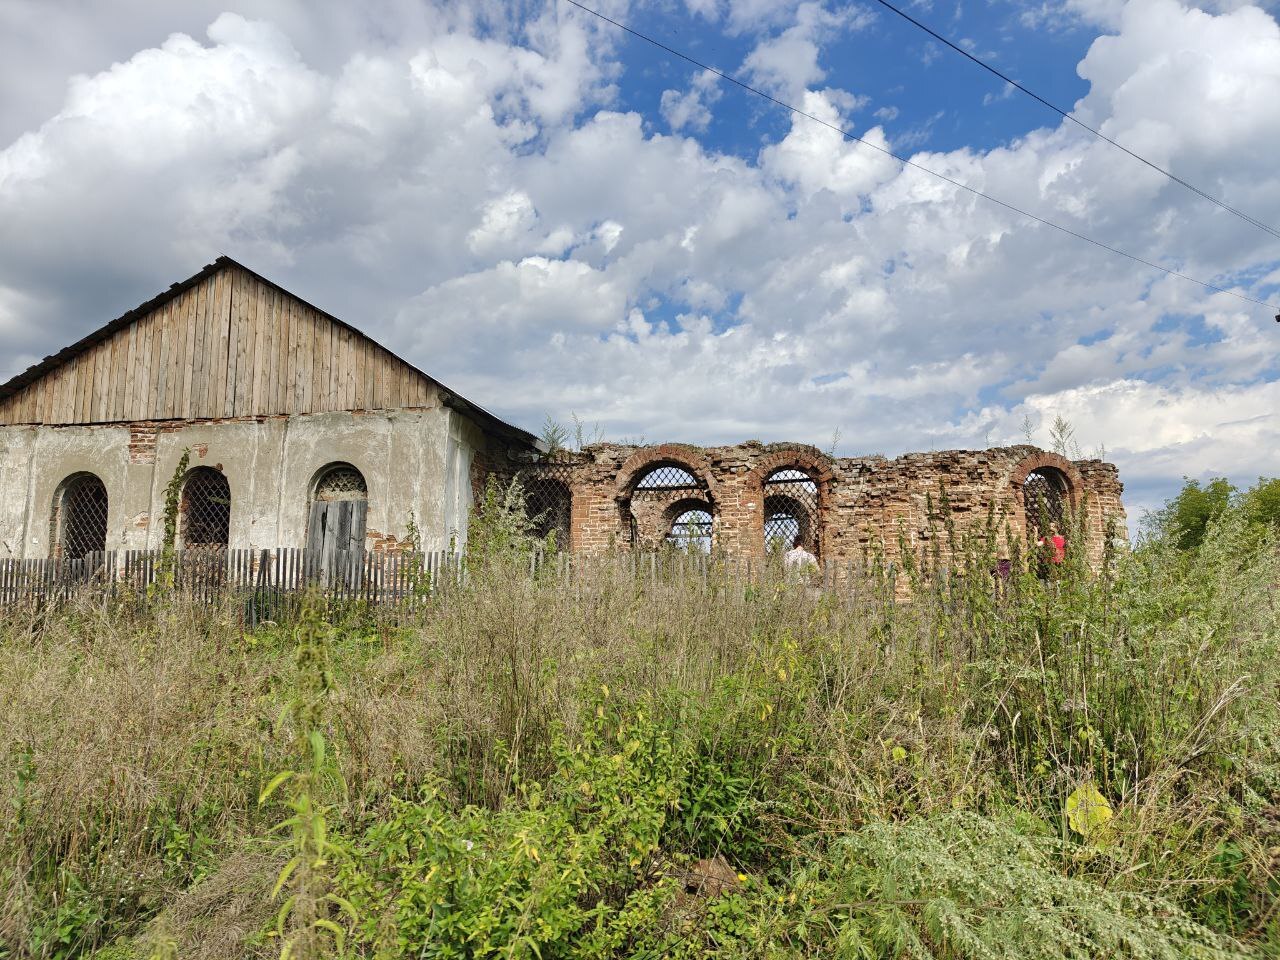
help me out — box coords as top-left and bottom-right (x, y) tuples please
(153, 447), (191, 591)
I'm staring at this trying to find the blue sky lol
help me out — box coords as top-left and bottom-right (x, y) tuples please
(1, 0), (1278, 526)
(612, 0), (1097, 155)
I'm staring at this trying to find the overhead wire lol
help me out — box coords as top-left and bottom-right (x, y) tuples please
(864, 0), (1280, 242)
(562, 0), (1280, 312)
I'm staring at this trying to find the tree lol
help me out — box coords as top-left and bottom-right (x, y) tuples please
(1152, 477), (1236, 550)
(1243, 477), (1280, 531)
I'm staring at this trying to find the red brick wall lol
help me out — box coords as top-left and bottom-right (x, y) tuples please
(501, 441), (1126, 568)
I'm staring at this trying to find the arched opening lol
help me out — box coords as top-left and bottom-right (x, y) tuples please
(307, 463), (369, 553)
(51, 473), (108, 560)
(180, 467), (230, 548)
(625, 462), (708, 547)
(763, 468), (819, 556)
(634, 464), (701, 494)
(522, 475), (572, 550)
(1022, 467), (1071, 541)
(665, 500), (714, 553)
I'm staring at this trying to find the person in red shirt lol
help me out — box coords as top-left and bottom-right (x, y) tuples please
(1037, 531), (1066, 564)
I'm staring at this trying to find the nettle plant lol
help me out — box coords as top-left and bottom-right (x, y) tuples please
(258, 592), (357, 959)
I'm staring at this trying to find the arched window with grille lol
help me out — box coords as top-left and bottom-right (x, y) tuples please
(625, 463), (709, 546)
(181, 467), (231, 548)
(666, 502), (714, 553)
(520, 468), (573, 550)
(51, 473), (109, 560)
(307, 463), (369, 553)
(763, 468), (819, 556)
(1022, 467), (1071, 541)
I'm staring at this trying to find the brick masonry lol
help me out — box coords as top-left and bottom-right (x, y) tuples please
(504, 441), (1126, 568)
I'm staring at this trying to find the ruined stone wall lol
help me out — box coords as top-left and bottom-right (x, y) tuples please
(505, 441), (1126, 568)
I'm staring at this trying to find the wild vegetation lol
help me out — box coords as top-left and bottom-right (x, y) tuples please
(1, 479), (1278, 958)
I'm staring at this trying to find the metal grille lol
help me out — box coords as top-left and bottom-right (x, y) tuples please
(764, 469), (818, 554)
(634, 465), (701, 499)
(181, 468), (231, 548)
(667, 508), (713, 553)
(1023, 468), (1069, 539)
(56, 474), (108, 560)
(315, 465), (368, 503)
(519, 464), (575, 549)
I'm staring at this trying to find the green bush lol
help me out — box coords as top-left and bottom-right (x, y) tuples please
(2, 488), (1279, 958)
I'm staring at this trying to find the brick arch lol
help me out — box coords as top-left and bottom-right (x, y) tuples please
(749, 450), (837, 558)
(1007, 451), (1085, 502)
(1007, 451), (1088, 538)
(615, 444), (719, 501)
(748, 449), (837, 491)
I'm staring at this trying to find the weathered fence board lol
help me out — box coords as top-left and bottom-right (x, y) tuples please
(0, 548), (878, 623)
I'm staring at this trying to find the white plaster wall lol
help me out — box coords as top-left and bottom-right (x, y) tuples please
(0, 405), (488, 560)
(14, 423), (137, 558)
(0, 426), (37, 559)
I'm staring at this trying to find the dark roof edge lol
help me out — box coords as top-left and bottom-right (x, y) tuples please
(0, 256), (539, 447)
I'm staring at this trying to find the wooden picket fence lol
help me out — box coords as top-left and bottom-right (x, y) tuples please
(0, 547), (466, 621)
(0, 547), (889, 625)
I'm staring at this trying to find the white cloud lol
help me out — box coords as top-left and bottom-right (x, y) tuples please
(759, 91), (899, 205)
(740, 2), (873, 100)
(660, 70), (723, 132)
(0, 0), (1279, 524)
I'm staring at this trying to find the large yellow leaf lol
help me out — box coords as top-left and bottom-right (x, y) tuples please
(1066, 782), (1113, 842)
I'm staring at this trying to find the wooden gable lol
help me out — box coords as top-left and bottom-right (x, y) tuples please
(0, 261), (438, 426)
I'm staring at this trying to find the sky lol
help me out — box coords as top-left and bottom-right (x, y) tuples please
(1, 0), (1278, 526)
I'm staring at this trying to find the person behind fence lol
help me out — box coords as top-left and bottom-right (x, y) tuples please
(784, 536), (818, 578)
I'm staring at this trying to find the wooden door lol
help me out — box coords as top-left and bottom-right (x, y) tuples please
(306, 499), (367, 584)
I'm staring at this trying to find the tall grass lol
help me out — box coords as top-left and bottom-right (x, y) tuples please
(0, 503), (1277, 958)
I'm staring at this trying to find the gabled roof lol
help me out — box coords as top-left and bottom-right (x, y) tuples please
(0, 256), (537, 445)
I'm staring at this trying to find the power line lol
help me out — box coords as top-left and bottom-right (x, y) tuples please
(563, 0), (1280, 312)
(865, 0), (1280, 243)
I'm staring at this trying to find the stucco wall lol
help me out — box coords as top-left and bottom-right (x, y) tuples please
(0, 406), (485, 560)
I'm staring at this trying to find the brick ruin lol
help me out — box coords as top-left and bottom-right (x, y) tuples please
(494, 441), (1126, 569)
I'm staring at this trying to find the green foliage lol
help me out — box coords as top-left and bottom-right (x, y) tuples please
(465, 475), (541, 566)
(3, 494), (1280, 958)
(335, 700), (688, 958)
(1152, 477), (1237, 550)
(539, 415), (570, 457)
(1150, 474), (1280, 550)
(258, 591), (352, 960)
(789, 813), (1246, 959)
(1242, 477), (1280, 530)
(154, 447), (191, 591)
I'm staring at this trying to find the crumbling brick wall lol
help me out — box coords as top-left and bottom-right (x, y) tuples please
(504, 441), (1126, 568)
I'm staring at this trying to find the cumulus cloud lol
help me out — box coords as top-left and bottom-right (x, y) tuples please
(660, 70), (723, 132)
(740, 2), (873, 100)
(1, 0), (1279, 525)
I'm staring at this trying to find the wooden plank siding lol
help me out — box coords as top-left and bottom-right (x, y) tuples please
(0, 264), (438, 426)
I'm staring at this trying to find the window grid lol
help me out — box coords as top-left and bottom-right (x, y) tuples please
(763, 468), (818, 553)
(181, 468), (231, 548)
(1023, 468), (1069, 539)
(56, 475), (109, 560)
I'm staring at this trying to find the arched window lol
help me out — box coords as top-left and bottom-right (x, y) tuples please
(307, 463), (369, 553)
(634, 465), (701, 496)
(626, 463), (707, 546)
(763, 468), (819, 555)
(181, 467), (230, 548)
(1023, 467), (1071, 540)
(51, 473), (108, 560)
(667, 504), (714, 553)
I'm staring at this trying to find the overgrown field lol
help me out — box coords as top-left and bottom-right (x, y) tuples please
(2, 505), (1279, 958)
